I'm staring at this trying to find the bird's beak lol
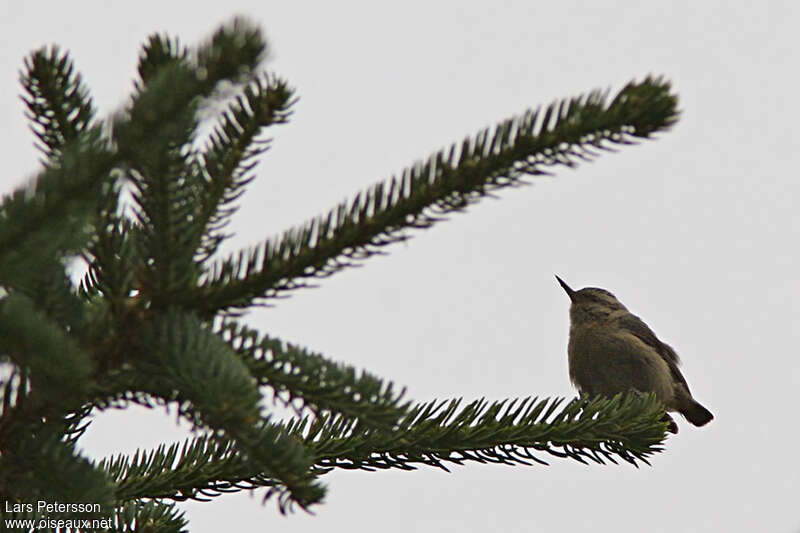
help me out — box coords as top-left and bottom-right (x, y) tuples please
(555, 275), (576, 301)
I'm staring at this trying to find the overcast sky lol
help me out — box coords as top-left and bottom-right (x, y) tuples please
(2, 2), (799, 532)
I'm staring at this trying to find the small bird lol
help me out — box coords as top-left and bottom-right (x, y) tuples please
(556, 276), (713, 433)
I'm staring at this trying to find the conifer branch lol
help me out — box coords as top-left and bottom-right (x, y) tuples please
(305, 394), (667, 471)
(197, 18), (267, 86)
(218, 320), (410, 429)
(100, 418), (324, 513)
(129, 310), (325, 511)
(112, 500), (188, 532)
(132, 311), (263, 426)
(20, 46), (96, 164)
(113, 18), (270, 307)
(0, 126), (115, 272)
(98, 394), (666, 511)
(116, 58), (211, 302)
(81, 216), (138, 313)
(103, 436), (245, 502)
(0, 292), (91, 402)
(135, 34), (190, 89)
(0, 136), (109, 338)
(197, 77), (679, 315)
(0, 430), (114, 517)
(6, 50), (111, 322)
(193, 75), (295, 264)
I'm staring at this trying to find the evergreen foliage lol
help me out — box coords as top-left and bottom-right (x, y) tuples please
(0, 17), (679, 530)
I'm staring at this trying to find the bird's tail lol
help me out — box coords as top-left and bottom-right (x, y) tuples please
(681, 400), (714, 426)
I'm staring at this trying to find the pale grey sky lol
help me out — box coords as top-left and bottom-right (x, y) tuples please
(2, 2), (799, 532)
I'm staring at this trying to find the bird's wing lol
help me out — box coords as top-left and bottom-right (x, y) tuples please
(615, 312), (689, 388)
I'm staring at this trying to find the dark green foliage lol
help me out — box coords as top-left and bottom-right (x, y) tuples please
(0, 17), (679, 529)
(100, 394), (667, 508)
(305, 394), (669, 471)
(219, 320), (411, 429)
(0, 292), (91, 402)
(0, 127), (114, 276)
(113, 500), (188, 533)
(20, 46), (95, 163)
(195, 75), (295, 264)
(195, 76), (679, 316)
(135, 311), (264, 428)
(0, 429), (115, 522)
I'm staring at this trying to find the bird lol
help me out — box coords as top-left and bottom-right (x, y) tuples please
(556, 276), (713, 433)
